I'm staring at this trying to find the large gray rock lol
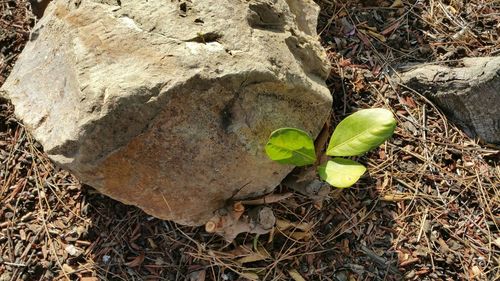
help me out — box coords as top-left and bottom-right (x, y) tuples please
(398, 57), (500, 145)
(1, 0), (332, 225)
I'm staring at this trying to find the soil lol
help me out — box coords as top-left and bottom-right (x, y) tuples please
(1, 0), (499, 280)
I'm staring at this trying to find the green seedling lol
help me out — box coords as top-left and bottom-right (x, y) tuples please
(265, 108), (397, 188)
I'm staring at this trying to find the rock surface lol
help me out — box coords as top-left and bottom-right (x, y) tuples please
(1, 0), (332, 225)
(397, 57), (500, 145)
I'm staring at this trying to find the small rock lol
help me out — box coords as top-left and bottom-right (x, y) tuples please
(102, 255), (111, 264)
(397, 57), (500, 144)
(405, 270), (416, 279)
(334, 271), (348, 281)
(64, 244), (82, 257)
(187, 270), (206, 281)
(62, 264), (74, 274)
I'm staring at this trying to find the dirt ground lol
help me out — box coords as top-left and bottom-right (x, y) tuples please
(1, 0), (499, 280)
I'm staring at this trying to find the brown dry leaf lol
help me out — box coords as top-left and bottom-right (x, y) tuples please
(357, 30), (371, 46)
(237, 253), (268, 264)
(276, 220), (292, 231)
(288, 269), (306, 281)
(437, 238), (450, 254)
(62, 264), (74, 274)
(240, 272), (259, 281)
(241, 192), (293, 205)
(381, 20), (401, 36)
(338, 57), (352, 67)
(80, 278), (99, 281)
(359, 24), (377, 32)
(378, 149), (386, 160)
(306, 254), (315, 266)
(381, 193), (412, 201)
(390, 0), (404, 8)
(276, 219), (312, 232)
(352, 72), (367, 93)
(341, 239), (350, 254)
(470, 265), (482, 279)
(187, 269), (206, 281)
(287, 231), (312, 241)
(399, 96), (417, 108)
(147, 237), (157, 249)
(367, 30), (386, 42)
(236, 246), (271, 264)
(227, 244), (254, 257)
(124, 252), (145, 267)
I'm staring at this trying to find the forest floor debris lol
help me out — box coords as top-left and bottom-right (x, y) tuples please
(1, 0), (499, 280)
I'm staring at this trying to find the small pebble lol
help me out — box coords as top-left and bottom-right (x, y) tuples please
(65, 244), (81, 256)
(102, 255), (111, 264)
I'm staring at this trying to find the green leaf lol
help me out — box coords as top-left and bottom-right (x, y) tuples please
(327, 108), (396, 156)
(265, 128), (316, 166)
(318, 158), (366, 188)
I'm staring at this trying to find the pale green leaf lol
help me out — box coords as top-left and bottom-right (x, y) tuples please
(265, 128), (316, 166)
(318, 158), (366, 188)
(327, 108), (396, 156)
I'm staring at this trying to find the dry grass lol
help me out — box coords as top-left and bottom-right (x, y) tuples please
(1, 0), (499, 280)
